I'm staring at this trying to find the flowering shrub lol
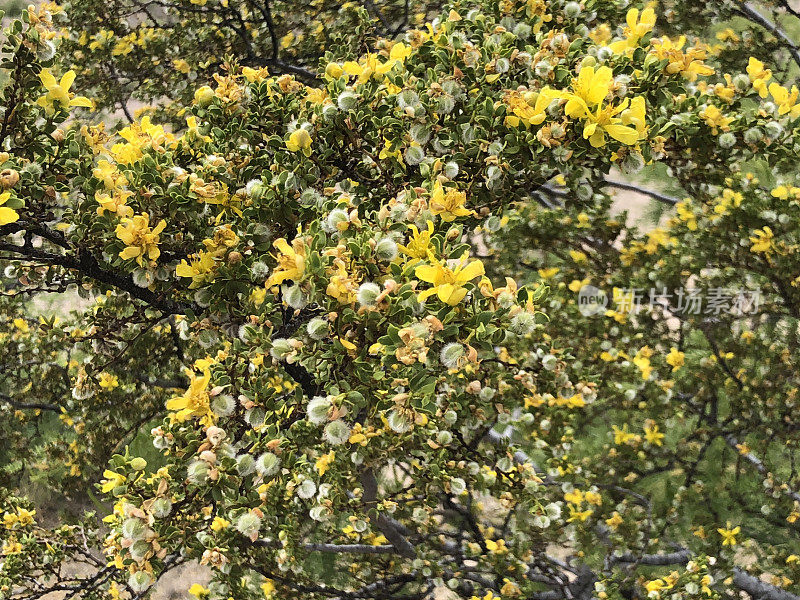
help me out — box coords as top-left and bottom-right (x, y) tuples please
(2, 1), (800, 600)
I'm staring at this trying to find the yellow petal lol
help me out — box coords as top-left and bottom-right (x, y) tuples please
(415, 264), (441, 284)
(0, 206), (19, 226)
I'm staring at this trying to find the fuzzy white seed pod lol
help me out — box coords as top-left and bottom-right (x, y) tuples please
(323, 420), (351, 445)
(375, 238), (398, 261)
(357, 282), (382, 307)
(296, 479), (317, 499)
(306, 317), (329, 340)
(440, 343), (466, 369)
(255, 452), (281, 477)
(306, 396), (332, 425)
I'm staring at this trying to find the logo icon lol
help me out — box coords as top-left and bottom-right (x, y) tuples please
(577, 285), (608, 316)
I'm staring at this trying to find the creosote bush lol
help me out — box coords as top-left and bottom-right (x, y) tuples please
(1, 1), (800, 600)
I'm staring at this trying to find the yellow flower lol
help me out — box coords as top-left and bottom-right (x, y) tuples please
(700, 105), (733, 134)
(429, 181), (472, 222)
(115, 213), (167, 266)
(747, 57), (772, 98)
(609, 7), (656, 53)
(650, 36), (714, 82)
(95, 190), (134, 218)
(261, 579), (276, 598)
(562, 67), (643, 147)
(612, 424), (637, 445)
(643, 420), (665, 446)
(717, 522), (740, 546)
(0, 191), (19, 226)
(36, 69), (93, 115)
(399, 221), (434, 259)
(749, 226), (775, 254)
(666, 347), (685, 371)
(265, 237), (307, 287)
(98, 372), (119, 390)
(100, 469), (126, 493)
(567, 504), (592, 522)
(769, 83), (800, 117)
(564, 65), (614, 116)
(605, 511), (623, 529)
(188, 584), (209, 598)
(211, 516), (230, 531)
(93, 159), (128, 189)
(286, 128), (313, 156)
(176, 251), (218, 288)
(166, 369), (212, 423)
(581, 99), (642, 147)
(315, 451), (335, 476)
(416, 253), (485, 306)
(242, 66), (270, 83)
(503, 88), (554, 127)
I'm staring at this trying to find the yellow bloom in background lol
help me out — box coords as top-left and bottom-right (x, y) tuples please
(36, 69), (93, 115)
(315, 451), (335, 475)
(265, 237), (306, 287)
(261, 579), (276, 598)
(666, 347), (685, 371)
(609, 6), (656, 53)
(92, 159), (128, 189)
(399, 221), (435, 260)
(605, 512), (624, 529)
(747, 57), (772, 98)
(769, 83), (800, 117)
(700, 105), (733, 134)
(429, 181), (472, 222)
(100, 469), (126, 493)
(717, 522), (740, 546)
(98, 372), (119, 390)
(95, 190), (134, 218)
(166, 369), (212, 423)
(112, 117), (173, 164)
(749, 226), (775, 254)
(0, 191), (20, 226)
(188, 584), (209, 598)
(416, 253), (485, 306)
(612, 424), (637, 445)
(650, 36), (715, 82)
(643, 420), (665, 446)
(286, 128), (313, 156)
(115, 213), (166, 266)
